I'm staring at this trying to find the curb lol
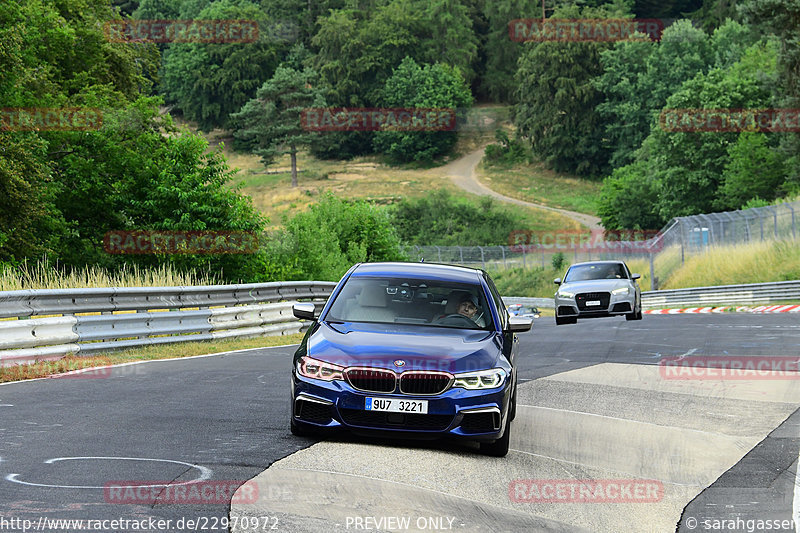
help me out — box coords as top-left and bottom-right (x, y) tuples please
(645, 305), (800, 314)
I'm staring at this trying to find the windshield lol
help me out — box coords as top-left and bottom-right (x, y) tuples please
(325, 277), (494, 330)
(564, 263), (628, 282)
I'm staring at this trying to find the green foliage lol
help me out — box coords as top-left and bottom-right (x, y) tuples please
(231, 65), (326, 185)
(651, 40), (779, 218)
(514, 39), (611, 177)
(741, 0), (800, 192)
(0, 133), (62, 262)
(389, 189), (521, 246)
(264, 193), (407, 281)
(160, 0), (288, 131)
(373, 57), (473, 162)
(717, 132), (787, 210)
(311, 0), (478, 106)
(599, 39), (782, 229)
(488, 266), (558, 298)
(597, 159), (667, 230)
(551, 252), (565, 272)
(50, 97), (268, 280)
(481, 0), (540, 102)
(483, 129), (532, 166)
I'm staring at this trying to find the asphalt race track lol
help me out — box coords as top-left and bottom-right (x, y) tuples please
(1, 313), (799, 532)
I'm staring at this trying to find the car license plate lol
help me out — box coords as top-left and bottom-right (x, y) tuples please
(586, 300), (601, 306)
(365, 398), (428, 414)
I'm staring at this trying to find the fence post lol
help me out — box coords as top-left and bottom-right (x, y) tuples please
(649, 251), (658, 291)
(478, 246), (485, 269)
(501, 246), (506, 270)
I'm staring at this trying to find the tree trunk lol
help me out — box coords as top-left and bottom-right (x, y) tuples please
(290, 144), (298, 188)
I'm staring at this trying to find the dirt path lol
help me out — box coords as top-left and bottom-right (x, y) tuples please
(439, 147), (603, 229)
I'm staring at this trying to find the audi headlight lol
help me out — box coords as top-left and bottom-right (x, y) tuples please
(453, 368), (508, 390)
(297, 356), (344, 381)
(557, 290), (575, 298)
(612, 287), (630, 295)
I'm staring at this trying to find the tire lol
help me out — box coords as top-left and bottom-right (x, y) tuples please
(480, 411), (511, 457)
(290, 417), (316, 437)
(625, 311), (637, 321)
(509, 379), (517, 421)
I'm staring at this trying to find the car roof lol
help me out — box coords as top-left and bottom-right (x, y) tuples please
(568, 260), (627, 267)
(349, 262), (485, 283)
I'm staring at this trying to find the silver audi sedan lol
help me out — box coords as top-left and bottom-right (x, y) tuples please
(553, 260), (642, 325)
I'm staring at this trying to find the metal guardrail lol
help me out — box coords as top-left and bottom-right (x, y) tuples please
(640, 280), (800, 308)
(2, 279), (797, 367)
(0, 282), (336, 367)
(506, 281), (800, 310)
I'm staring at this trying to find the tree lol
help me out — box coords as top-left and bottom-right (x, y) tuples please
(651, 40), (779, 218)
(717, 132), (787, 209)
(51, 97), (267, 280)
(160, 0), (288, 130)
(741, 0), (800, 193)
(597, 159), (666, 230)
(595, 20), (716, 169)
(373, 57), (473, 162)
(481, 0), (540, 102)
(264, 193), (407, 281)
(231, 66), (326, 187)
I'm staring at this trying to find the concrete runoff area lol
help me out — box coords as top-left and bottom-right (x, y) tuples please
(232, 363), (800, 532)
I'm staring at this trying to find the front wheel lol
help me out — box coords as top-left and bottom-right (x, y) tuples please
(480, 413), (511, 457)
(290, 417), (316, 437)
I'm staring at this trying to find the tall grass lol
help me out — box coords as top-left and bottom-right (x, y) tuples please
(663, 240), (800, 288)
(0, 260), (221, 291)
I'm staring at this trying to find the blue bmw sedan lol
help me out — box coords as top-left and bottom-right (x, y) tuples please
(290, 262), (532, 457)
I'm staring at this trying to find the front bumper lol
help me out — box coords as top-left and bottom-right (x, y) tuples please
(291, 373), (511, 442)
(555, 291), (636, 318)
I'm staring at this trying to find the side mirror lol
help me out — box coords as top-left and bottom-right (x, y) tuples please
(554, 278), (562, 285)
(292, 302), (317, 321)
(631, 273), (641, 280)
(507, 316), (533, 333)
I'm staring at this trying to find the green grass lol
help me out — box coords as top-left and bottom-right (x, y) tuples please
(662, 240), (800, 289)
(476, 161), (601, 215)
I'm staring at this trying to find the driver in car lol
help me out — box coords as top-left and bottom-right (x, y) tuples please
(456, 293), (486, 327)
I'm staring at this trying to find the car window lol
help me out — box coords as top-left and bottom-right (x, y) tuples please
(325, 277), (494, 330)
(484, 274), (507, 330)
(564, 263), (628, 282)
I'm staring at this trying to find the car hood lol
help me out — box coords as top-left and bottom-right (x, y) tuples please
(306, 321), (502, 373)
(559, 279), (633, 293)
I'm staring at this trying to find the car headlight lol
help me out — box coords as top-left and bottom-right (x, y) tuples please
(557, 290), (575, 298)
(297, 356), (344, 381)
(612, 287), (630, 295)
(453, 368), (508, 390)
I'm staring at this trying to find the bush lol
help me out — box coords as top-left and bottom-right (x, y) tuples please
(389, 189), (522, 246)
(263, 193), (407, 281)
(483, 130), (532, 166)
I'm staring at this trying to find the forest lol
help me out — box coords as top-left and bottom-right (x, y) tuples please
(1, 0), (797, 282)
